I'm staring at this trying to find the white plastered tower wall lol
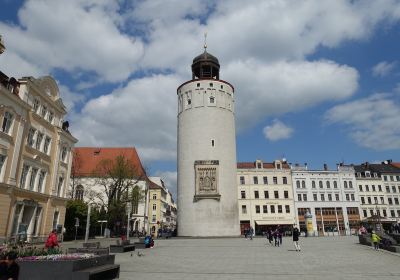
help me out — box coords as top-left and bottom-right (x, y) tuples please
(177, 49), (239, 237)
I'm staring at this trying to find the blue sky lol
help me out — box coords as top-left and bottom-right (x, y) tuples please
(1, 0), (400, 198)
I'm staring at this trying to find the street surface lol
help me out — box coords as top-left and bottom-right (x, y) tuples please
(111, 236), (400, 280)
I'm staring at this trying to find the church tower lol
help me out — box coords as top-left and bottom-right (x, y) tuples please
(177, 41), (239, 236)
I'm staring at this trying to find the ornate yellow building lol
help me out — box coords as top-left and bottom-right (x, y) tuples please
(0, 71), (77, 242)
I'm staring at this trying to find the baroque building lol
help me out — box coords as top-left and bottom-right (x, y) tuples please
(237, 159), (294, 235)
(0, 72), (77, 242)
(148, 177), (177, 236)
(291, 164), (361, 236)
(354, 161), (400, 229)
(177, 45), (239, 236)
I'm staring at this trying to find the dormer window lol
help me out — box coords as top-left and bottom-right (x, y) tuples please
(365, 171), (371, 178)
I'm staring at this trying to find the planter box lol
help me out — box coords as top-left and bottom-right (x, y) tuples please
(18, 255), (119, 280)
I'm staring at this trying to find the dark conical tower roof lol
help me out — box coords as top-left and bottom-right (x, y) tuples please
(191, 48), (220, 80)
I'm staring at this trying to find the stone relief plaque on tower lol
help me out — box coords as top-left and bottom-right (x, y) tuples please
(194, 160), (221, 202)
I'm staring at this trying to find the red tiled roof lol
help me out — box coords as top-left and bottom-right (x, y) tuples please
(73, 147), (147, 178)
(391, 162), (400, 169)
(237, 162), (290, 169)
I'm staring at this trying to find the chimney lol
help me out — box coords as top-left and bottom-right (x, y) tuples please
(323, 164), (328, 171)
(304, 163), (308, 170)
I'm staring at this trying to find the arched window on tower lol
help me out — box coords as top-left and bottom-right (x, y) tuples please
(75, 185), (84, 201)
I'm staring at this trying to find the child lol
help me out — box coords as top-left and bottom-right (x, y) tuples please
(371, 231), (381, 250)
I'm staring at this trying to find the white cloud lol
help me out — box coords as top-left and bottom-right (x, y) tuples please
(0, 0), (144, 83)
(224, 59), (359, 131)
(59, 84), (85, 114)
(2, 0), (400, 166)
(70, 74), (180, 161)
(154, 171), (177, 200)
(325, 93), (400, 150)
(372, 61), (397, 77)
(263, 119), (294, 141)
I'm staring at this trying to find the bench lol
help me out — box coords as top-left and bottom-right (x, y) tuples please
(109, 239), (135, 253)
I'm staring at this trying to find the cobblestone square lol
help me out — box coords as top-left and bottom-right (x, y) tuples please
(115, 237), (400, 280)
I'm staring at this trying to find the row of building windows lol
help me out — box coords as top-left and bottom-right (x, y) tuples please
(385, 185), (400, 193)
(240, 190), (289, 199)
(360, 196), (400, 205)
(19, 164), (47, 193)
(362, 209), (400, 218)
(383, 175), (400, 182)
(239, 176), (288, 185)
(33, 98), (55, 124)
(358, 184), (382, 192)
(295, 180), (354, 189)
(241, 204), (290, 214)
(27, 127), (52, 155)
(297, 193), (356, 202)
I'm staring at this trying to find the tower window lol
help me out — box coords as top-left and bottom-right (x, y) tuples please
(210, 97), (215, 103)
(187, 99), (191, 105)
(197, 83), (200, 87)
(211, 140), (215, 147)
(220, 85), (223, 89)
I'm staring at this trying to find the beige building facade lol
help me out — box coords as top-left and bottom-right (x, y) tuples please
(237, 159), (295, 235)
(0, 72), (77, 242)
(148, 177), (177, 236)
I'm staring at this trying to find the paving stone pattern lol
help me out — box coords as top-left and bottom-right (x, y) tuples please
(114, 236), (400, 280)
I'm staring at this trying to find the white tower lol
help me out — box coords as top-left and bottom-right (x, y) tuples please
(177, 42), (239, 236)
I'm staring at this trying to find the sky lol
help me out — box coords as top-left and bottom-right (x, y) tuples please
(1, 0), (400, 199)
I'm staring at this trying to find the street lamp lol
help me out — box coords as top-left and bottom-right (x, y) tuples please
(74, 217), (79, 241)
(126, 203), (132, 239)
(84, 203), (96, 243)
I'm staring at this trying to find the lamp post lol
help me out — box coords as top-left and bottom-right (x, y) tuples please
(74, 217), (79, 241)
(84, 204), (91, 243)
(126, 203), (131, 239)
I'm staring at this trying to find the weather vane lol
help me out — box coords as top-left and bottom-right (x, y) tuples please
(204, 32), (207, 51)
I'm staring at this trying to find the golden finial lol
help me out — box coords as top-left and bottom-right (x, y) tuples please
(204, 32), (207, 51)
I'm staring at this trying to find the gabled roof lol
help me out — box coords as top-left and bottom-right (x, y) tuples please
(73, 147), (147, 178)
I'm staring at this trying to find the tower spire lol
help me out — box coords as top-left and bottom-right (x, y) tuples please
(204, 32), (207, 51)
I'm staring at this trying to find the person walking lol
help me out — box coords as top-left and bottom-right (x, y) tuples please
(249, 226), (254, 240)
(293, 227), (301, 252)
(273, 229), (279, 247)
(45, 229), (59, 254)
(278, 227), (283, 246)
(267, 229), (273, 245)
(371, 231), (381, 250)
